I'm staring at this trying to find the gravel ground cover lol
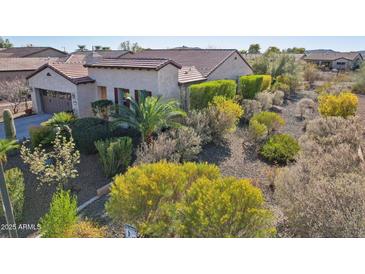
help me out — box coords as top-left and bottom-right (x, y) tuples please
(0, 152), (110, 237)
(81, 95), (321, 235)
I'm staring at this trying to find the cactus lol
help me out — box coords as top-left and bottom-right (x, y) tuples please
(3, 109), (16, 139)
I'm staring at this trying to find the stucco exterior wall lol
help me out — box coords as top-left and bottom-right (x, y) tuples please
(76, 83), (97, 117)
(28, 67), (79, 114)
(207, 52), (252, 81)
(331, 58), (352, 70)
(157, 65), (180, 100)
(88, 65), (179, 101)
(28, 67), (78, 93)
(28, 49), (67, 58)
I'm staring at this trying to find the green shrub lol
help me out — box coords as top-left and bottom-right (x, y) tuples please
(106, 161), (221, 237)
(29, 126), (55, 147)
(210, 96), (244, 132)
(39, 190), (78, 238)
(91, 99), (113, 120)
(178, 176), (276, 237)
(41, 112), (75, 127)
(71, 117), (112, 154)
(260, 134), (300, 164)
(3, 109), (16, 139)
(238, 75), (264, 99)
(261, 75), (272, 91)
(249, 111), (285, 140)
(0, 168), (24, 222)
(106, 161), (275, 237)
(189, 80), (236, 109)
(249, 119), (268, 140)
(95, 137), (133, 178)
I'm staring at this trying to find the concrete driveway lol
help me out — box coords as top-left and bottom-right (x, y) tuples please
(0, 113), (52, 140)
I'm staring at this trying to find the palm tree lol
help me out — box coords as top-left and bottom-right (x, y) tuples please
(113, 96), (186, 143)
(0, 139), (19, 238)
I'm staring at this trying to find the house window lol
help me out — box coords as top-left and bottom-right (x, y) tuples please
(114, 88), (130, 108)
(135, 90), (152, 103)
(337, 62), (346, 65)
(98, 86), (107, 99)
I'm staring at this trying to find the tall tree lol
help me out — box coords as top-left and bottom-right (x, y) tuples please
(265, 46), (281, 55)
(0, 37), (12, 48)
(0, 139), (19, 237)
(0, 78), (30, 114)
(77, 45), (87, 51)
(248, 44), (261, 54)
(285, 47), (306, 54)
(120, 40), (144, 52)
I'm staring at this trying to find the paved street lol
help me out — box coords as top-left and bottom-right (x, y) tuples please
(0, 113), (52, 140)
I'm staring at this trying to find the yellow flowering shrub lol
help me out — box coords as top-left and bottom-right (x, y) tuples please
(106, 161), (221, 237)
(209, 96), (244, 132)
(177, 177), (276, 237)
(106, 161), (276, 237)
(64, 220), (106, 238)
(318, 91), (358, 118)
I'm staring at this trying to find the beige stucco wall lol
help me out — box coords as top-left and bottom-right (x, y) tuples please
(29, 49), (67, 58)
(157, 65), (180, 100)
(88, 64), (180, 101)
(76, 83), (97, 117)
(207, 52), (252, 81)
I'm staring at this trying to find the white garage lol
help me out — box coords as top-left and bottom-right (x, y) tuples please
(27, 63), (96, 117)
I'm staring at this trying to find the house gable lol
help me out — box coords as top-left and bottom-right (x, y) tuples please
(207, 51), (253, 81)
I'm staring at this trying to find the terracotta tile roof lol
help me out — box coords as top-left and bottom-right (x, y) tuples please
(0, 57), (60, 72)
(27, 62), (95, 85)
(66, 50), (130, 63)
(0, 47), (67, 58)
(123, 49), (251, 77)
(304, 52), (362, 61)
(85, 58), (182, 70)
(178, 66), (206, 84)
(95, 50), (130, 59)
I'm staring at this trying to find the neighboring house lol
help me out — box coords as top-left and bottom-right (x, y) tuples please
(65, 50), (130, 63)
(304, 52), (363, 71)
(26, 48), (252, 117)
(0, 47), (68, 58)
(0, 57), (60, 81)
(123, 49), (252, 82)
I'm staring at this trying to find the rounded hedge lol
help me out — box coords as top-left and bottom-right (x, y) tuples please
(189, 80), (236, 109)
(260, 134), (300, 164)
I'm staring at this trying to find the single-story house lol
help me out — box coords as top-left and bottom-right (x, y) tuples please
(304, 52), (363, 71)
(26, 48), (253, 117)
(65, 50), (130, 63)
(0, 47), (68, 58)
(0, 57), (60, 81)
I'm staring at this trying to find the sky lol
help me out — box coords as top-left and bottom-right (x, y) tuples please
(3, 36), (365, 53)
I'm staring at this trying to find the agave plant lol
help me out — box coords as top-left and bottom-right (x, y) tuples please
(112, 96), (186, 143)
(41, 112), (75, 127)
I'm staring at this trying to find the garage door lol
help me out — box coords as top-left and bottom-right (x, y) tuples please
(40, 89), (73, 114)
